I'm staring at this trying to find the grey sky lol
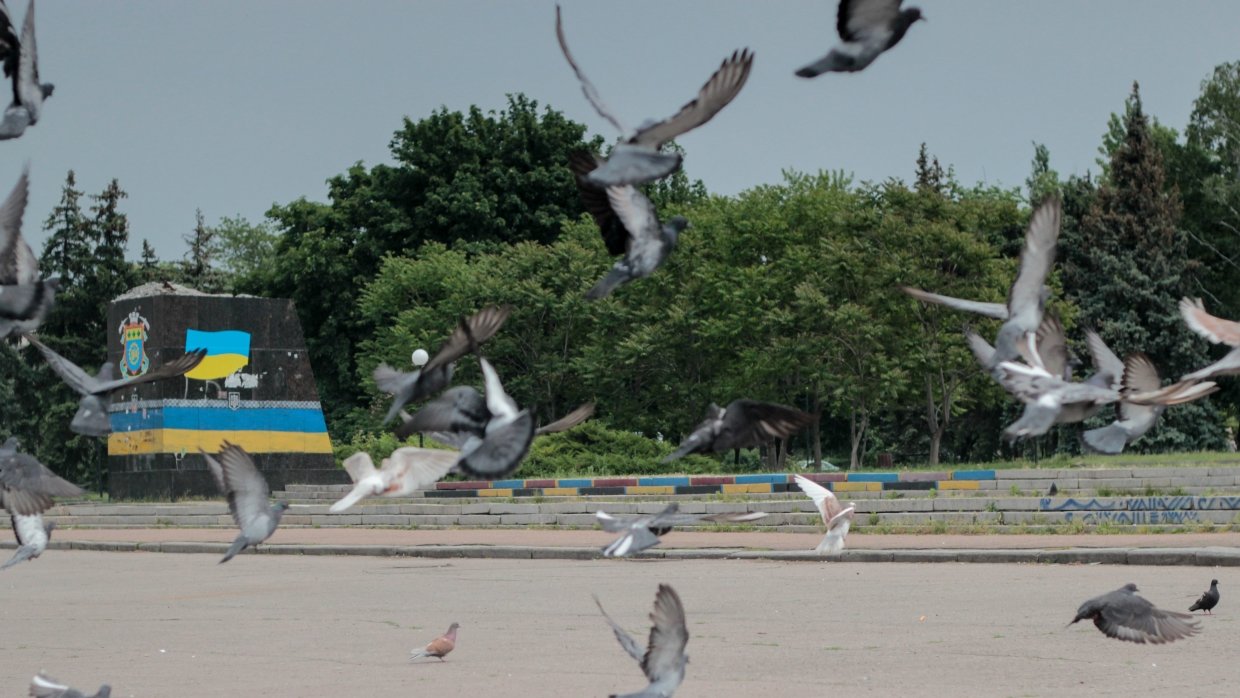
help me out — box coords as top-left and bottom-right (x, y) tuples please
(4, 1), (1239, 260)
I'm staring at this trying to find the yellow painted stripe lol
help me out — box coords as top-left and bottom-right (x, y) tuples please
(721, 483), (772, 494)
(938, 480), (979, 490)
(832, 482), (882, 492)
(627, 485), (675, 495)
(185, 354), (249, 380)
(541, 487), (579, 496)
(108, 429), (333, 455)
(478, 489), (514, 497)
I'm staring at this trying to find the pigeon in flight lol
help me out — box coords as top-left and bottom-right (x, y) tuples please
(0, 436), (82, 515)
(1082, 354), (1218, 455)
(374, 305), (511, 425)
(0, 169), (56, 337)
(1189, 579), (1220, 615)
(28, 673), (110, 698)
(201, 442), (288, 563)
(0, 0), (53, 140)
(27, 335), (206, 437)
(664, 399), (816, 462)
(1, 510), (49, 569)
(796, 0), (924, 77)
(903, 198), (1062, 369)
(1069, 583), (1199, 644)
(793, 474), (855, 554)
(568, 150), (688, 300)
(410, 622), (459, 662)
(555, 5), (753, 187)
(595, 502), (768, 557)
(1179, 297), (1240, 381)
(596, 584), (688, 698)
(328, 446), (461, 513)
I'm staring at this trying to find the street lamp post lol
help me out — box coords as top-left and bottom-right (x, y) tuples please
(411, 348), (429, 447)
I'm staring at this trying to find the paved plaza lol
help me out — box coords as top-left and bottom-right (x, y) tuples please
(0, 550), (1234, 697)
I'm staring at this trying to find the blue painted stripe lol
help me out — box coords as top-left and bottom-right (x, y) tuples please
(734, 474), (787, 484)
(952, 470), (997, 481)
(185, 329), (251, 356)
(556, 479), (592, 488)
(491, 479), (525, 489)
(109, 406), (327, 433)
(637, 476), (691, 487)
(846, 473), (899, 483)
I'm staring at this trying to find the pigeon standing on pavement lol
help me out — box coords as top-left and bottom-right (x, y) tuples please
(1179, 297), (1240, 380)
(1, 511), (50, 569)
(328, 447), (461, 513)
(0, 436), (82, 515)
(26, 335), (206, 437)
(795, 0), (924, 77)
(555, 5), (753, 187)
(1189, 579), (1220, 615)
(28, 673), (110, 698)
(201, 442), (289, 563)
(0, 0), (54, 140)
(374, 305), (511, 425)
(568, 150), (688, 300)
(595, 502), (768, 557)
(595, 584), (688, 698)
(410, 622), (459, 662)
(664, 399), (816, 462)
(793, 474), (856, 554)
(1046, 482), (1058, 497)
(1069, 583), (1200, 644)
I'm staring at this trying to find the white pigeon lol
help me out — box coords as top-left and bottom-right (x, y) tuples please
(29, 673), (111, 698)
(329, 446), (460, 513)
(793, 474), (855, 554)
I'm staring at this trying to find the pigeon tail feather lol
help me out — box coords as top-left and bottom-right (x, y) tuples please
(219, 534), (249, 564)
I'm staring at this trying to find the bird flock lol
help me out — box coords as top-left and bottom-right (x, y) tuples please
(1, 0), (1235, 693)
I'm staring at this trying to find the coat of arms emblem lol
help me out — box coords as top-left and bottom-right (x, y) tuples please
(118, 310), (150, 378)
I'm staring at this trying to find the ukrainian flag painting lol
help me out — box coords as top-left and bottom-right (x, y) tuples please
(184, 329), (250, 380)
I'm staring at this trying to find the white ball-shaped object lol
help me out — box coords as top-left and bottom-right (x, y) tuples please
(411, 348), (430, 367)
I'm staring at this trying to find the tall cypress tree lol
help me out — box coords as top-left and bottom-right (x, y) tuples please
(1065, 83), (1225, 450)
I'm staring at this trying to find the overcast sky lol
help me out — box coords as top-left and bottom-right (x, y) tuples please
(3, 0), (1239, 260)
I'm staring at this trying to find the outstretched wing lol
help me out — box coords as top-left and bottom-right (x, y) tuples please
(568, 149), (628, 256)
(422, 305), (512, 373)
(716, 399), (816, 451)
(631, 49), (754, 147)
(838, 0), (905, 42)
(594, 594), (645, 663)
(640, 584), (689, 685)
(554, 5), (627, 135)
(535, 402), (595, 435)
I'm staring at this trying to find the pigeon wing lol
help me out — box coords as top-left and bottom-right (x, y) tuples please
(1117, 354), (1160, 422)
(1084, 329), (1124, 390)
(630, 48), (754, 148)
(29, 673), (79, 698)
(90, 348), (206, 395)
(640, 584), (689, 685)
(214, 442), (272, 530)
(0, 451), (83, 515)
(479, 357), (520, 420)
(16, 0), (38, 109)
(594, 595), (646, 663)
(605, 185), (661, 252)
(0, 168), (33, 284)
(0, 2), (17, 83)
(901, 286), (1008, 319)
(395, 386), (487, 439)
(422, 305), (512, 373)
(837, 0), (904, 42)
(568, 150), (627, 256)
(1097, 594), (1199, 644)
(1036, 315), (1069, 379)
(25, 333), (99, 396)
(383, 447), (459, 493)
(964, 329), (996, 368)
(1005, 197), (1061, 333)
(794, 474), (841, 524)
(716, 399), (815, 451)
(535, 402), (595, 435)
(1180, 297), (1240, 346)
(456, 411), (535, 479)
(554, 5), (627, 135)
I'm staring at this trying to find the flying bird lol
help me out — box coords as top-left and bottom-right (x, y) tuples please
(796, 0), (924, 77)
(1082, 354), (1218, 455)
(0, 168), (56, 337)
(374, 305), (511, 425)
(555, 5), (753, 187)
(664, 399), (816, 462)
(793, 474), (856, 554)
(0, 436), (82, 515)
(201, 442), (288, 563)
(26, 335), (206, 437)
(28, 673), (110, 698)
(1, 510), (50, 569)
(410, 622), (459, 662)
(903, 197), (1062, 369)
(328, 446), (460, 513)
(595, 502), (768, 557)
(1069, 583), (1199, 644)
(0, 0), (54, 140)
(1189, 579), (1220, 615)
(1179, 297), (1240, 380)
(595, 584), (688, 698)
(568, 150), (688, 300)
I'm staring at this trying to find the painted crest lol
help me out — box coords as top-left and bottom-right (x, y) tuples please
(118, 310), (150, 378)
(228, 391), (241, 411)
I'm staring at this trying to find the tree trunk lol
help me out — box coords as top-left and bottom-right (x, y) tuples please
(811, 389), (822, 470)
(849, 407), (869, 470)
(928, 427), (943, 467)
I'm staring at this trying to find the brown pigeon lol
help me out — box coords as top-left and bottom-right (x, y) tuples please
(410, 622), (459, 662)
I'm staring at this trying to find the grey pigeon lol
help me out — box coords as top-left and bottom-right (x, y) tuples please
(28, 673), (110, 698)
(393, 385), (489, 440)
(595, 502), (768, 557)
(596, 584), (688, 698)
(374, 305), (511, 425)
(1, 510), (49, 569)
(664, 399), (816, 462)
(0, 0), (53, 140)
(410, 622), (459, 662)
(1082, 354), (1219, 455)
(568, 150), (688, 300)
(1189, 579), (1220, 615)
(0, 436), (82, 515)
(556, 5), (753, 187)
(903, 197), (1061, 369)
(0, 169), (56, 336)
(1179, 297), (1240, 380)
(1046, 482), (1057, 497)
(796, 0), (924, 77)
(27, 335), (206, 437)
(200, 442), (288, 563)
(995, 358), (1121, 441)
(793, 474), (855, 554)
(1069, 583), (1199, 644)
